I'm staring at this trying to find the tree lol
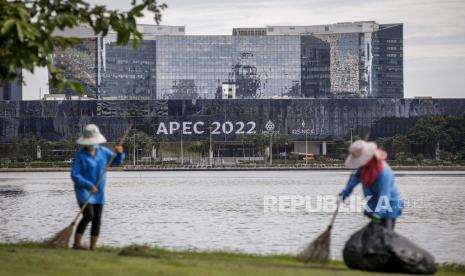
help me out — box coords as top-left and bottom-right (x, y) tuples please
(441, 114), (465, 160)
(187, 141), (208, 158)
(0, 0), (166, 93)
(391, 134), (410, 156)
(274, 134), (289, 149)
(235, 134), (247, 159)
(415, 153), (424, 165)
(376, 137), (393, 155)
(332, 137), (350, 160)
(2, 135), (77, 161)
(395, 152), (407, 164)
(273, 133), (289, 160)
(152, 135), (166, 160)
(122, 130), (153, 162)
(408, 116), (447, 158)
(251, 133), (268, 158)
(439, 150), (453, 161)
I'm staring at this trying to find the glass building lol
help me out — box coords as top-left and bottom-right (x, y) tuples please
(0, 69), (23, 100)
(371, 24), (404, 98)
(100, 38), (157, 99)
(156, 36), (301, 99)
(50, 37), (98, 98)
(51, 21), (403, 99)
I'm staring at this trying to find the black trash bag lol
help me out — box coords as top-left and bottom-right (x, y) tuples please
(343, 223), (437, 275)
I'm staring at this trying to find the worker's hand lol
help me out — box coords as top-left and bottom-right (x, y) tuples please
(114, 146), (123, 154)
(370, 213), (382, 224)
(90, 186), (98, 193)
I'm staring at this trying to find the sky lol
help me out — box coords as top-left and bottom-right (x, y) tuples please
(23, 0), (465, 99)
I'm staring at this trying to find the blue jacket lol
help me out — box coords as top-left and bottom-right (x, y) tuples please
(340, 164), (403, 219)
(71, 146), (125, 205)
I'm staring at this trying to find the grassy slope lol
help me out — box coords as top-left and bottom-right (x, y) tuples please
(0, 243), (463, 276)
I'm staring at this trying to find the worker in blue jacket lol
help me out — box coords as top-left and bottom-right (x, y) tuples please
(71, 124), (125, 250)
(340, 140), (403, 229)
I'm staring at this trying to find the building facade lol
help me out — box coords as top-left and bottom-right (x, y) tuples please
(50, 21), (403, 99)
(0, 69), (23, 100)
(2, 98), (464, 143)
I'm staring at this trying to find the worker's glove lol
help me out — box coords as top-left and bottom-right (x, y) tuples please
(370, 213), (382, 224)
(364, 210), (382, 224)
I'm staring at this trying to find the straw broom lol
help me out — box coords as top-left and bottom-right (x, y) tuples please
(298, 134), (371, 263)
(46, 124), (133, 248)
(297, 200), (340, 263)
(297, 173), (354, 263)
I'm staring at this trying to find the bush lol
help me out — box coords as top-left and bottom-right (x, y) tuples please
(439, 150), (454, 161)
(403, 158), (418, 166)
(415, 154), (424, 164)
(395, 152), (408, 164)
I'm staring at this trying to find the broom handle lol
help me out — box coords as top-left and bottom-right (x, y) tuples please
(328, 134), (370, 226)
(72, 124), (133, 224)
(329, 199), (340, 226)
(329, 172), (354, 227)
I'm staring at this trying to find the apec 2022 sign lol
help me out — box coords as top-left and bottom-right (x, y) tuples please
(155, 121), (258, 135)
(155, 120), (317, 136)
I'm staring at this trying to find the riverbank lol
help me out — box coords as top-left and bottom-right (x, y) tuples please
(0, 243), (463, 276)
(1, 165), (465, 172)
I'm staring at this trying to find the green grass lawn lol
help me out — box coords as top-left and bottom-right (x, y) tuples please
(0, 243), (463, 276)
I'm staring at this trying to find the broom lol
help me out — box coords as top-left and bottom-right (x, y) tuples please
(46, 124), (133, 248)
(297, 173), (355, 263)
(297, 135), (371, 263)
(297, 196), (341, 263)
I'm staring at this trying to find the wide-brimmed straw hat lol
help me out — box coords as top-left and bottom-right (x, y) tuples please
(76, 124), (107, 146)
(344, 140), (378, 169)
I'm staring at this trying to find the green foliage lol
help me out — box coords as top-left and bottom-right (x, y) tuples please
(0, 135), (78, 162)
(0, 0), (166, 93)
(248, 133), (269, 155)
(376, 114), (465, 161)
(273, 134), (289, 147)
(0, 130), (168, 163)
(187, 140), (209, 156)
(122, 130), (161, 159)
(395, 152), (408, 163)
(439, 150), (454, 161)
(408, 115), (465, 159)
(378, 134), (410, 159)
(408, 116), (446, 157)
(415, 153), (424, 164)
(391, 134), (410, 154)
(331, 137), (350, 160)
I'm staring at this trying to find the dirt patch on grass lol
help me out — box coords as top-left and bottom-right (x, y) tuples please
(119, 245), (160, 258)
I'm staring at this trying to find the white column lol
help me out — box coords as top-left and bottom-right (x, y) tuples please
(322, 141), (327, 156)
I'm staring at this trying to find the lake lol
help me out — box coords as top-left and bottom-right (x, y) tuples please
(0, 170), (464, 263)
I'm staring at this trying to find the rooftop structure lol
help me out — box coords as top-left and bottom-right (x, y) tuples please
(54, 24), (185, 37)
(265, 21), (380, 35)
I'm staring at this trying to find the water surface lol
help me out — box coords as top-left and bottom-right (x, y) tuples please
(0, 170), (464, 263)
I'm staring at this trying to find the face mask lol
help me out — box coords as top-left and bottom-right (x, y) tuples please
(86, 145), (97, 151)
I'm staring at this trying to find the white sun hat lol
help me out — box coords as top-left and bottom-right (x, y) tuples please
(76, 124), (107, 146)
(344, 140), (378, 169)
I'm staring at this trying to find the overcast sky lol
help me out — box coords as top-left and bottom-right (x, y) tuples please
(23, 0), (465, 99)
